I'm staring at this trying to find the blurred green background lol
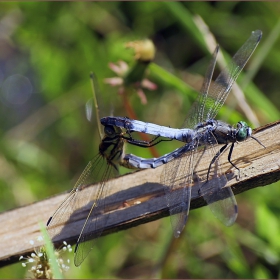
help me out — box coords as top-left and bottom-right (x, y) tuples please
(1, 2), (280, 278)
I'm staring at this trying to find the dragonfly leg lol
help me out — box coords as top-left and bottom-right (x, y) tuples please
(123, 133), (173, 148)
(199, 143), (229, 196)
(206, 144), (228, 181)
(227, 143), (240, 178)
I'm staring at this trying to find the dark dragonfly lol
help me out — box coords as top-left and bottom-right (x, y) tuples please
(47, 111), (161, 266)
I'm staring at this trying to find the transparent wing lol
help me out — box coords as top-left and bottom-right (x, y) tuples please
(47, 152), (118, 266)
(206, 30), (261, 120)
(161, 142), (198, 238)
(184, 45), (219, 128)
(197, 136), (237, 226)
(159, 132), (237, 236)
(74, 159), (117, 266)
(184, 30), (262, 128)
(204, 183), (237, 226)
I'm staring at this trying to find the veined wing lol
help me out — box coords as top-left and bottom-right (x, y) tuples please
(73, 155), (118, 266)
(121, 140), (197, 237)
(206, 30), (262, 120)
(160, 141), (198, 238)
(203, 182), (237, 227)
(47, 152), (118, 266)
(184, 30), (262, 128)
(197, 134), (237, 226)
(184, 45), (219, 128)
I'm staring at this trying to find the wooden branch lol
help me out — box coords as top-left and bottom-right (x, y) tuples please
(1, 121), (280, 267)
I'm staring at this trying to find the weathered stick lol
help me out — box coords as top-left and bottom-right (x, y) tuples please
(0, 121), (279, 267)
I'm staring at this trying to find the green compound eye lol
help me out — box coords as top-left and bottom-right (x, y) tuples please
(236, 121), (251, 141)
(237, 127), (247, 141)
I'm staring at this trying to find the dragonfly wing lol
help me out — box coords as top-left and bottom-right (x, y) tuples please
(47, 188), (81, 239)
(47, 154), (105, 236)
(161, 143), (197, 238)
(206, 30), (262, 120)
(47, 153), (118, 266)
(198, 139), (238, 226)
(183, 45), (219, 128)
(183, 30), (262, 129)
(74, 163), (118, 266)
(200, 172), (237, 226)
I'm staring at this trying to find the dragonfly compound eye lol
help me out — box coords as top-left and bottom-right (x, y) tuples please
(236, 121), (251, 141)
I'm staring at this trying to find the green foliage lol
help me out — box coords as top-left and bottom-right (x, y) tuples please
(41, 223), (64, 279)
(1, 2), (280, 278)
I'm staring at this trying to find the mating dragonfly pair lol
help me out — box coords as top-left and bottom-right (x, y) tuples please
(47, 30), (263, 266)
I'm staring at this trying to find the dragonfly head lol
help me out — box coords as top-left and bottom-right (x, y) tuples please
(103, 125), (122, 138)
(236, 121), (252, 142)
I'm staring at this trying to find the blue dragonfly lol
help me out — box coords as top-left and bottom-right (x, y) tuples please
(101, 30), (263, 237)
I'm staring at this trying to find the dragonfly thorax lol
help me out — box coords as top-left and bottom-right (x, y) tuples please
(194, 119), (252, 145)
(209, 120), (252, 144)
(99, 125), (125, 167)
